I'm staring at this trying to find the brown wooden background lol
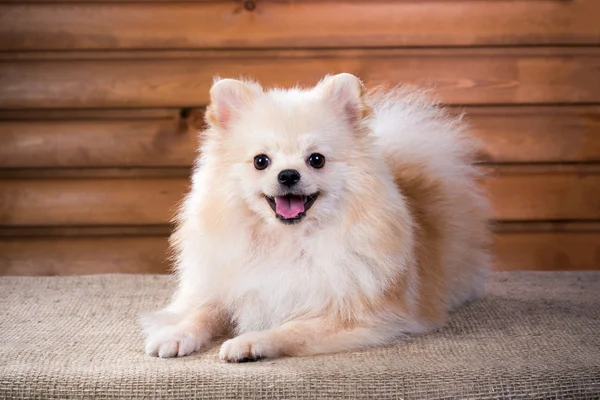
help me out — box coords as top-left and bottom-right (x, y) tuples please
(1, 0), (599, 275)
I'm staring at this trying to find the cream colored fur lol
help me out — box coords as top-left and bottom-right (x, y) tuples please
(141, 74), (491, 362)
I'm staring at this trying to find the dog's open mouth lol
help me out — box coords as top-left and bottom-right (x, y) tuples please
(265, 193), (319, 224)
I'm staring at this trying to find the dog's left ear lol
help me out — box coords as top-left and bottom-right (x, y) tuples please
(206, 78), (263, 130)
(317, 73), (370, 126)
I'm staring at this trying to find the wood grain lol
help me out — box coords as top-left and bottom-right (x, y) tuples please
(492, 231), (600, 271)
(493, 221), (600, 233)
(1, 168), (598, 226)
(2, 229), (598, 275)
(0, 226), (172, 237)
(464, 106), (600, 163)
(0, 178), (188, 226)
(0, 236), (170, 275)
(0, 168), (190, 180)
(1, 48), (599, 108)
(2, 105), (598, 168)
(1, 1), (599, 50)
(0, 109), (179, 120)
(0, 118), (197, 168)
(483, 166), (600, 221)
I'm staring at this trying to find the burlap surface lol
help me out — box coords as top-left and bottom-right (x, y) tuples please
(1, 272), (599, 399)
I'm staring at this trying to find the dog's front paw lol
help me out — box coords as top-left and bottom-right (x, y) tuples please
(142, 310), (209, 358)
(219, 332), (277, 362)
(144, 324), (207, 358)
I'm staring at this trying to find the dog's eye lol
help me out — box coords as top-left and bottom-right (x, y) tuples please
(254, 154), (270, 170)
(307, 153), (326, 169)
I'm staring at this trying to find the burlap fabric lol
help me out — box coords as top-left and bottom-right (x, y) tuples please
(1, 272), (599, 399)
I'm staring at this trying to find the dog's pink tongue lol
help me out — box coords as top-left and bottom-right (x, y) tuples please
(275, 195), (305, 219)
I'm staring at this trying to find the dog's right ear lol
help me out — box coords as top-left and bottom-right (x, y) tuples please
(316, 73), (369, 128)
(206, 78), (263, 130)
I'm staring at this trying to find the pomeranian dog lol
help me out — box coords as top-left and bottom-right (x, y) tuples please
(142, 73), (490, 362)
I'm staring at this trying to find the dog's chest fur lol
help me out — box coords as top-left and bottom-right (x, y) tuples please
(222, 226), (387, 334)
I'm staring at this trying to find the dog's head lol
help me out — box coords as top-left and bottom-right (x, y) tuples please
(203, 73), (372, 226)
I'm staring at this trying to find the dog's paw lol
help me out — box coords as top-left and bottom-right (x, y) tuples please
(144, 325), (206, 358)
(142, 310), (209, 358)
(219, 332), (276, 362)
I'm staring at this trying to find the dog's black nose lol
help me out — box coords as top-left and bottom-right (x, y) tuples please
(278, 169), (301, 187)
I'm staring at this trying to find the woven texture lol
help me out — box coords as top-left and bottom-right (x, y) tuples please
(1, 272), (599, 400)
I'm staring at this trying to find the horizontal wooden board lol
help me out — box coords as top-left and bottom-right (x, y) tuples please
(2, 105), (598, 168)
(464, 106), (600, 163)
(492, 231), (600, 271)
(1, 48), (599, 108)
(0, 109), (179, 120)
(483, 166), (600, 221)
(0, 178), (188, 226)
(0, 118), (197, 168)
(0, 225), (172, 237)
(1, 1), (599, 51)
(492, 221), (600, 234)
(0, 168), (191, 180)
(0, 236), (170, 275)
(2, 229), (598, 275)
(0, 168), (598, 226)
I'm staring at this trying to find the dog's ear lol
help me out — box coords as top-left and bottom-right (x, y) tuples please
(317, 73), (369, 126)
(206, 78), (263, 129)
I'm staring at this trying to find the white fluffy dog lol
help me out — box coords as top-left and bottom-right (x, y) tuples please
(142, 73), (491, 362)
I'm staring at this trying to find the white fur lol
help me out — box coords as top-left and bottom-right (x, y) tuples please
(142, 74), (490, 361)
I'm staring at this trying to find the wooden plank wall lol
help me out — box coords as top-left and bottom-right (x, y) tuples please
(0, 0), (599, 275)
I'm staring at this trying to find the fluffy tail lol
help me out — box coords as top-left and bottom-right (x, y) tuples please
(368, 86), (492, 313)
